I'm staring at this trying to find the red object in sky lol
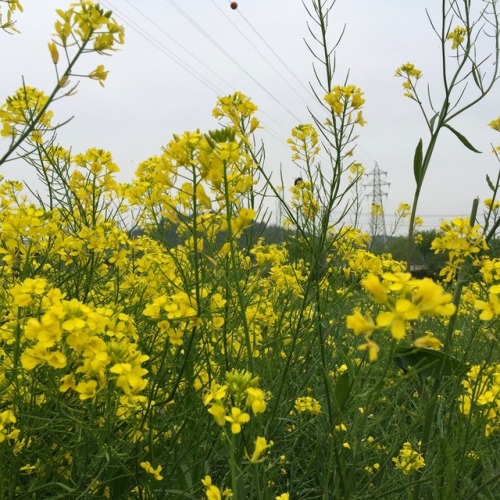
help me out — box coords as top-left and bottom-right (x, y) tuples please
(230, 2), (238, 9)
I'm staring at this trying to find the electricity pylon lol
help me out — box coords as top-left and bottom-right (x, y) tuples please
(364, 162), (390, 245)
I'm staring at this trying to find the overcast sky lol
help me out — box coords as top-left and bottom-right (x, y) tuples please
(2, 0), (500, 231)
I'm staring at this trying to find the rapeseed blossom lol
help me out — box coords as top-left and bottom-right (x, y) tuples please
(392, 442), (425, 474)
(459, 364), (500, 437)
(204, 370), (267, 433)
(395, 62), (422, 99)
(347, 273), (455, 358)
(294, 396), (321, 414)
(431, 218), (488, 282)
(247, 436), (273, 463)
(140, 461), (163, 481)
(489, 116), (500, 131)
(447, 26), (468, 49)
(1, 4), (499, 490)
(324, 85), (366, 125)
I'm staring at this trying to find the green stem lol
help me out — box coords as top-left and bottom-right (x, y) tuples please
(230, 433), (239, 500)
(252, 463), (262, 500)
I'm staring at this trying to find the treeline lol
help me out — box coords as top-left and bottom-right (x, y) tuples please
(139, 219), (499, 280)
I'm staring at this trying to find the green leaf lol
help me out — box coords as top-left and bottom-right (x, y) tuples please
(413, 138), (424, 185)
(486, 174), (495, 191)
(444, 124), (481, 153)
(333, 372), (351, 411)
(471, 64), (483, 90)
(394, 346), (467, 379)
(429, 113), (439, 132)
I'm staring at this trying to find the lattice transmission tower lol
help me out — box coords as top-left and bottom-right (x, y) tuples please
(364, 162), (390, 244)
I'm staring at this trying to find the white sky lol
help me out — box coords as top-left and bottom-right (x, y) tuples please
(2, 0), (500, 232)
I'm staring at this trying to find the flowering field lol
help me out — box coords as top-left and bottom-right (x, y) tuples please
(0, 1), (499, 499)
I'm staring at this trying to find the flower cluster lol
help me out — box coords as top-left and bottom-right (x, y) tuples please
(294, 396), (321, 415)
(288, 123), (320, 163)
(324, 85), (366, 125)
(204, 369), (267, 434)
(431, 217), (488, 282)
(391, 441), (425, 474)
(143, 290), (198, 346)
(290, 180), (320, 220)
(212, 90), (259, 138)
(53, 0), (124, 54)
(10, 278), (149, 411)
(395, 62), (423, 99)
(0, 86), (53, 139)
(484, 197), (500, 211)
(447, 26), (468, 50)
(346, 273), (456, 360)
(459, 364), (500, 437)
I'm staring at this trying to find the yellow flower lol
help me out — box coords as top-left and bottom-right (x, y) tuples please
(358, 337), (380, 362)
(447, 26), (467, 49)
(88, 65), (108, 86)
(245, 387), (267, 414)
(110, 363), (148, 393)
(247, 436), (273, 463)
(412, 278), (456, 316)
(140, 461), (163, 481)
(376, 299), (420, 340)
(75, 380), (98, 401)
(225, 407), (250, 434)
(294, 396), (321, 415)
(489, 117), (500, 131)
(48, 42), (59, 64)
(392, 442), (425, 474)
(346, 310), (376, 336)
(208, 403), (226, 426)
(324, 85), (365, 124)
(204, 383), (228, 406)
(21, 345), (48, 370)
(202, 475), (222, 500)
(475, 293), (500, 320)
(361, 274), (388, 304)
(45, 351), (67, 369)
(59, 374), (77, 393)
(395, 62), (422, 79)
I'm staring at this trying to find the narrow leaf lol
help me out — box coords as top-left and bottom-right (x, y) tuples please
(333, 372), (351, 411)
(471, 64), (483, 91)
(429, 113), (438, 132)
(413, 138), (424, 185)
(444, 124), (481, 153)
(486, 174), (495, 191)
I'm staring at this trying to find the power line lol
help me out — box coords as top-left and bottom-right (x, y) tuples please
(209, 0), (312, 108)
(236, 8), (315, 101)
(121, 0), (236, 91)
(101, 0), (286, 144)
(164, 0), (305, 124)
(101, 0), (220, 95)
